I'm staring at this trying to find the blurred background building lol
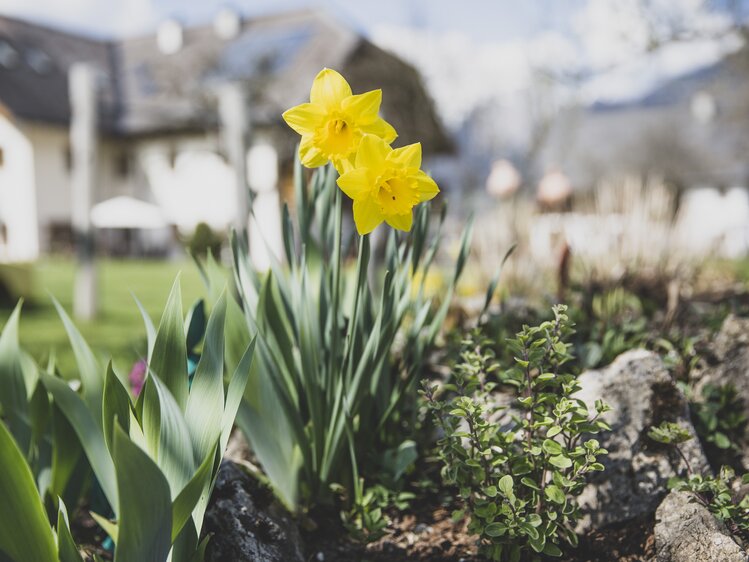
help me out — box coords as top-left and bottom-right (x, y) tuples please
(0, 8), (449, 261)
(1, 0), (749, 267)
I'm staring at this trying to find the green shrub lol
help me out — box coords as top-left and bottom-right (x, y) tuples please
(423, 306), (610, 561)
(576, 288), (647, 368)
(689, 383), (746, 466)
(186, 222), (223, 259)
(649, 421), (749, 543)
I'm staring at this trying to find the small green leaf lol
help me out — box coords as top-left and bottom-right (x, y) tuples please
(547, 426), (562, 437)
(521, 477), (541, 491)
(549, 455), (572, 469)
(484, 522), (507, 537)
(713, 432), (731, 450)
(542, 439), (563, 456)
(498, 474), (514, 496)
(545, 484), (565, 505)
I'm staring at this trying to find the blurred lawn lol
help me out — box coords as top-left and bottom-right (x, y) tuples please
(0, 258), (206, 379)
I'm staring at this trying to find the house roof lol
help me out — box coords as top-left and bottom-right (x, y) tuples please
(0, 10), (451, 153)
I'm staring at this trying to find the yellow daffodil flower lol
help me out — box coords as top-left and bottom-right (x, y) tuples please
(282, 68), (397, 173)
(337, 134), (439, 235)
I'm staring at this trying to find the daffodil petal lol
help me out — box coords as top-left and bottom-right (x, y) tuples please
(310, 68), (352, 109)
(282, 103), (326, 135)
(361, 117), (397, 144)
(337, 168), (371, 200)
(389, 143), (422, 169)
(299, 135), (329, 168)
(341, 90), (382, 123)
(415, 171), (439, 202)
(355, 134), (390, 169)
(333, 155), (356, 175)
(386, 212), (413, 232)
(353, 198), (384, 235)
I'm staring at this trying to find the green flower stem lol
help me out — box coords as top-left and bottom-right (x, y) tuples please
(328, 183), (343, 385)
(344, 235), (369, 380)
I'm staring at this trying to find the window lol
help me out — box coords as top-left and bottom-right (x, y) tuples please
(115, 151), (131, 178)
(0, 40), (19, 69)
(25, 47), (53, 74)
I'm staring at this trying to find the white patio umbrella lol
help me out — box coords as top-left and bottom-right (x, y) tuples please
(90, 196), (168, 229)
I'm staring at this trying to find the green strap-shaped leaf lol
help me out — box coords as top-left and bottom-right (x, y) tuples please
(220, 337), (256, 452)
(0, 300), (31, 453)
(0, 421), (57, 562)
(133, 294), (157, 363)
(90, 512), (118, 544)
(185, 293), (226, 465)
(40, 373), (118, 515)
(113, 424), (172, 562)
(142, 373), (195, 499)
(184, 299), (206, 352)
(150, 277), (189, 411)
(57, 499), (83, 562)
(224, 294), (251, 381)
(52, 298), (103, 424)
(49, 405), (84, 502)
(171, 443), (217, 541)
(102, 362), (132, 454)
(480, 242), (517, 319)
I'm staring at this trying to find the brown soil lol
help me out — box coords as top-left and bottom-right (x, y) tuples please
(69, 506), (112, 561)
(560, 514), (656, 562)
(304, 501), (655, 562)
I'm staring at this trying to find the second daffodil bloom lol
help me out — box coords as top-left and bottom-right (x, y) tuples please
(282, 68), (397, 173)
(337, 134), (439, 235)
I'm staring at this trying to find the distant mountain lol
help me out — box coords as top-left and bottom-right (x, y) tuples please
(541, 46), (749, 189)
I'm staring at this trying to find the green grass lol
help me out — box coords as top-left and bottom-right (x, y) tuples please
(0, 258), (206, 380)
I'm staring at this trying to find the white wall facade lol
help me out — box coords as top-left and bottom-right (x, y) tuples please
(1, 119), (282, 260)
(0, 114), (39, 262)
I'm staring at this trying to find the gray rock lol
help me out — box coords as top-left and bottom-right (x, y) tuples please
(575, 350), (710, 531)
(654, 490), (747, 562)
(203, 461), (304, 562)
(694, 315), (749, 467)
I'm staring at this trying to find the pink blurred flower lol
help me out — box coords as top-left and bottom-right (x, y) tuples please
(129, 359), (147, 397)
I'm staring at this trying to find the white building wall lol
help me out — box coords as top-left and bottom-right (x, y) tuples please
(21, 122), (71, 253)
(0, 120), (281, 259)
(0, 114), (39, 261)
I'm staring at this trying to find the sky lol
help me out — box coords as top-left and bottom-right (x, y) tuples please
(0, 0), (743, 126)
(0, 0), (584, 42)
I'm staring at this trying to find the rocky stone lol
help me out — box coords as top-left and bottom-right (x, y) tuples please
(203, 460), (304, 562)
(694, 315), (749, 467)
(575, 349), (710, 531)
(654, 490), (747, 562)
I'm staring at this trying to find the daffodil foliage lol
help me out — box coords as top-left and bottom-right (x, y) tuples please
(283, 67), (437, 235)
(222, 148), (473, 510)
(0, 284), (256, 562)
